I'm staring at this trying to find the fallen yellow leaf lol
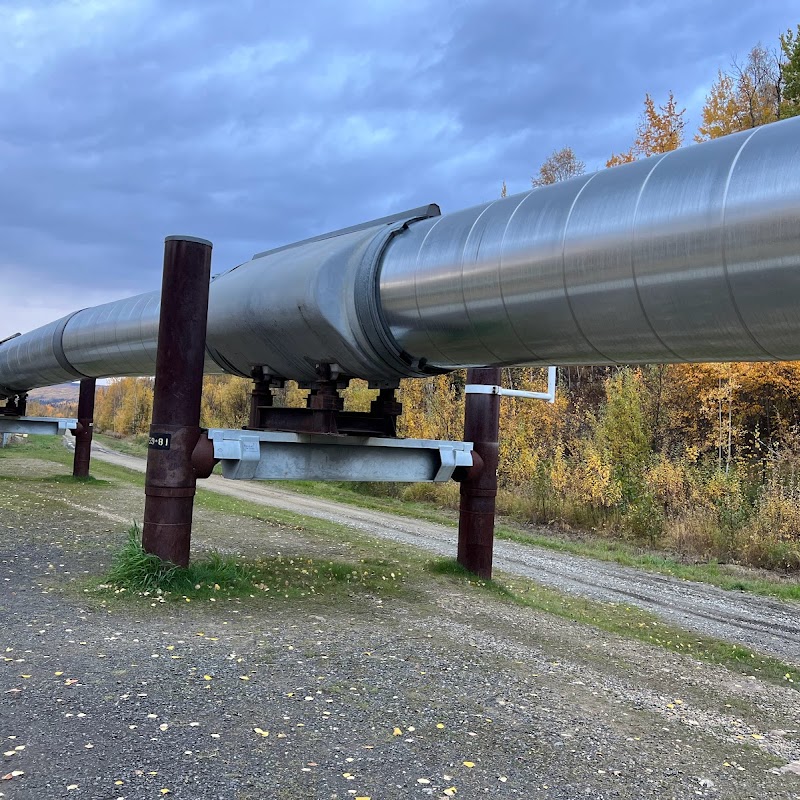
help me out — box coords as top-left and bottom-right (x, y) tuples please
(392, 727), (402, 736)
(463, 761), (475, 768)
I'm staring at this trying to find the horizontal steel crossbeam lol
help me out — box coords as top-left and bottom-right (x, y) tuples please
(0, 416), (78, 436)
(207, 428), (473, 482)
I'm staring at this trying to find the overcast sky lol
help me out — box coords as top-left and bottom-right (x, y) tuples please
(0, 0), (795, 335)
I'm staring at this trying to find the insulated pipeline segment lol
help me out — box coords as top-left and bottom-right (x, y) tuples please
(377, 116), (800, 369)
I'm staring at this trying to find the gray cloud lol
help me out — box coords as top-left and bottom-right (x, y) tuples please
(0, 0), (795, 333)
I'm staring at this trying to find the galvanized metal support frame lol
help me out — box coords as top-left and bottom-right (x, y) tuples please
(72, 378), (96, 478)
(206, 428), (473, 482)
(457, 367), (502, 580)
(0, 416), (77, 436)
(142, 236), (213, 566)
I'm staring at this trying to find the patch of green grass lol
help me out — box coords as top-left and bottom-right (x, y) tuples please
(430, 557), (800, 692)
(94, 433), (149, 458)
(1, 434), (145, 486)
(427, 558), (515, 600)
(99, 525), (406, 603)
(0, 433), (73, 463)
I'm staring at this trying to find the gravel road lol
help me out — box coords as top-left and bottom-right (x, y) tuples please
(86, 442), (800, 665)
(4, 446), (800, 799)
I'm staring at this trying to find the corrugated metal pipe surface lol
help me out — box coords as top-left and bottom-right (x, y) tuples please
(1, 117), (800, 398)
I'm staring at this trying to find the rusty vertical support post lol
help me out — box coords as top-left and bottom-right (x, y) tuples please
(142, 236), (213, 566)
(457, 367), (502, 579)
(72, 378), (96, 478)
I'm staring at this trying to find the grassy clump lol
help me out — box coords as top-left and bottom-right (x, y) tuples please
(104, 526), (253, 596)
(429, 557), (800, 692)
(102, 525), (405, 602)
(427, 557), (514, 600)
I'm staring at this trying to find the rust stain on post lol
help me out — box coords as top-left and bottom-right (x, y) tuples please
(142, 236), (213, 566)
(457, 367), (501, 579)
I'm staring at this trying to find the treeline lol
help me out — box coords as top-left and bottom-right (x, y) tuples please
(28, 26), (800, 571)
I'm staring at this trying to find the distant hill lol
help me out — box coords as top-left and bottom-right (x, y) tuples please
(27, 382), (80, 405)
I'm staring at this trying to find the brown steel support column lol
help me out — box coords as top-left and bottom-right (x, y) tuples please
(142, 236), (213, 566)
(72, 378), (96, 478)
(457, 367), (502, 579)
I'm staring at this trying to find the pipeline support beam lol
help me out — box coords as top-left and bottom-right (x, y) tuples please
(458, 367), (501, 579)
(0, 416), (77, 436)
(142, 236), (213, 566)
(72, 378), (96, 478)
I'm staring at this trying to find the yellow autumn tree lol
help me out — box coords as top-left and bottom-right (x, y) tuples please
(696, 43), (786, 141)
(606, 91), (685, 166)
(531, 146), (585, 186)
(695, 70), (743, 140)
(95, 377), (153, 435)
(200, 375), (251, 429)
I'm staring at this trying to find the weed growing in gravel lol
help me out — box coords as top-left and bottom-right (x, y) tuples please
(100, 525), (405, 603)
(429, 557), (800, 693)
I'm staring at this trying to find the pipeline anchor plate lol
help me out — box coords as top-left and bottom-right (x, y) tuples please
(207, 429), (473, 482)
(0, 416), (78, 436)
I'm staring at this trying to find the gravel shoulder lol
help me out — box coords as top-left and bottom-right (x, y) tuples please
(1, 449), (800, 799)
(88, 442), (800, 665)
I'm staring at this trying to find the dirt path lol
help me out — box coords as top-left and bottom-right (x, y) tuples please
(87, 441), (800, 665)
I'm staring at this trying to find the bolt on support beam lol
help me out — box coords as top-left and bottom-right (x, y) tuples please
(72, 378), (96, 478)
(142, 235), (213, 566)
(457, 366), (502, 579)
